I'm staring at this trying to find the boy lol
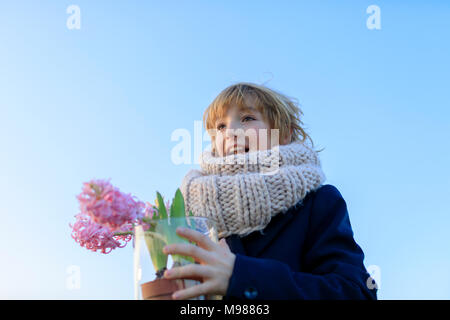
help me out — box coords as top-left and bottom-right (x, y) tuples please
(163, 82), (377, 300)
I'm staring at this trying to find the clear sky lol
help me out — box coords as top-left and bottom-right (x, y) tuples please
(0, 1), (449, 299)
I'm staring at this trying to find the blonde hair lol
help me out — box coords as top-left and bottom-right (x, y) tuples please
(203, 82), (322, 153)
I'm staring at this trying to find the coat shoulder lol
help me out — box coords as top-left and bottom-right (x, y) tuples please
(314, 184), (343, 199)
(295, 184), (348, 227)
(290, 184), (343, 215)
(310, 184), (345, 210)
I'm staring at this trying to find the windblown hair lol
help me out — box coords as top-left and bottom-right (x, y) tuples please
(203, 82), (322, 154)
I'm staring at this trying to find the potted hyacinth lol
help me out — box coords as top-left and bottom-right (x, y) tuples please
(69, 179), (219, 300)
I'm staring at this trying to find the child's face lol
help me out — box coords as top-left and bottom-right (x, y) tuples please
(213, 98), (288, 157)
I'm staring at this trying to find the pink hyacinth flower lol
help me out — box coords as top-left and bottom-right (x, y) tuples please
(77, 179), (146, 231)
(69, 212), (133, 254)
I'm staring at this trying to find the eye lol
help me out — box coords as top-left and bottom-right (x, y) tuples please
(243, 116), (255, 122)
(217, 123), (225, 130)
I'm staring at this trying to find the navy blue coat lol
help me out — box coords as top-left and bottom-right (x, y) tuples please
(222, 184), (377, 300)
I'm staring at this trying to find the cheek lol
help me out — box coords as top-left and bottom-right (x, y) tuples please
(213, 135), (227, 156)
(251, 123), (271, 138)
(246, 122), (267, 131)
(245, 123), (271, 149)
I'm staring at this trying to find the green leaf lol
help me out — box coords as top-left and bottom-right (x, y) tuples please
(152, 190), (195, 265)
(156, 192), (168, 220)
(155, 218), (195, 265)
(144, 232), (168, 272)
(170, 189), (186, 218)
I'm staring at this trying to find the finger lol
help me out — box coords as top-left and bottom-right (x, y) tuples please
(163, 243), (215, 265)
(164, 263), (214, 280)
(218, 238), (231, 251)
(176, 227), (218, 251)
(172, 281), (214, 300)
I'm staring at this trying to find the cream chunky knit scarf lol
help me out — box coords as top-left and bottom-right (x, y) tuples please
(180, 141), (326, 238)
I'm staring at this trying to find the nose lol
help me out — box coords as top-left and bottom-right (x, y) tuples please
(226, 118), (245, 131)
(225, 121), (247, 143)
(225, 133), (248, 153)
(224, 119), (242, 137)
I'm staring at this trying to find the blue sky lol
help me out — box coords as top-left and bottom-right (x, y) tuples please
(0, 1), (449, 299)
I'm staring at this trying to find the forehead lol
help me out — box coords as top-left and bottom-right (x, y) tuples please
(216, 100), (260, 120)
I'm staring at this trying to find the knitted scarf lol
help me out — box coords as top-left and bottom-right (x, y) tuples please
(180, 141), (326, 238)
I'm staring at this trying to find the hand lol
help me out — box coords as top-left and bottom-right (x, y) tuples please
(162, 226), (236, 300)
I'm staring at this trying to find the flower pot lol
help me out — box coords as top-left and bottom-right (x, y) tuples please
(133, 216), (222, 300)
(141, 276), (197, 300)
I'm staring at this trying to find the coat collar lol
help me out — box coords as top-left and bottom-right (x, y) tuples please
(225, 201), (302, 257)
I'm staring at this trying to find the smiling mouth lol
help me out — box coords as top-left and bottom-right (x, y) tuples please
(227, 146), (249, 155)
